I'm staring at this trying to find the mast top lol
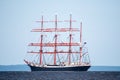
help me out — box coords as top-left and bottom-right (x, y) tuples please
(32, 15), (79, 32)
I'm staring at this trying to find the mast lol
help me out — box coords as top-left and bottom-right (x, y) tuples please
(69, 34), (72, 65)
(54, 15), (57, 65)
(80, 22), (82, 64)
(40, 16), (43, 65)
(69, 14), (72, 65)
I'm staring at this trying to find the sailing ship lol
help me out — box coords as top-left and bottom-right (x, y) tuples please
(24, 15), (91, 71)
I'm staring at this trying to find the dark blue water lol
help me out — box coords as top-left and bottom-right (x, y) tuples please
(0, 71), (120, 80)
(0, 65), (120, 71)
(0, 65), (120, 80)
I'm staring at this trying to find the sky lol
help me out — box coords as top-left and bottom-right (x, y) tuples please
(0, 0), (120, 66)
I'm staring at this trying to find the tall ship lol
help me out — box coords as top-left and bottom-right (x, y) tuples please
(24, 15), (91, 71)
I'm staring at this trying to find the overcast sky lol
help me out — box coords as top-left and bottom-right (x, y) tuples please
(0, 0), (120, 66)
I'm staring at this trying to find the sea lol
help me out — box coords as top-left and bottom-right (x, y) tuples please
(0, 65), (120, 80)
